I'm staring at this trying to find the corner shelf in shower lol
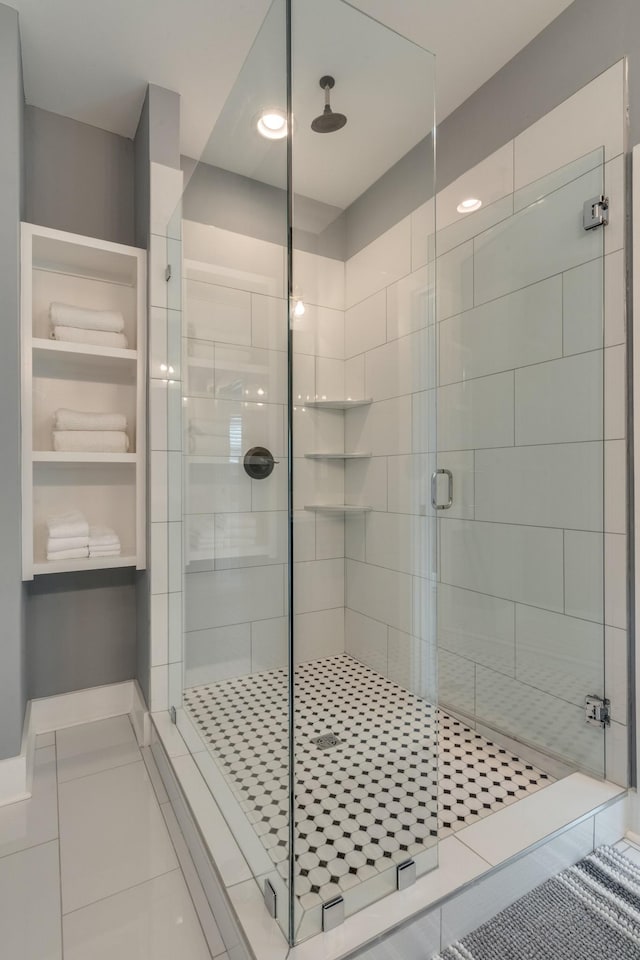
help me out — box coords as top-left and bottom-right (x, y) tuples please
(303, 398), (373, 409)
(304, 452), (372, 460)
(21, 222), (147, 580)
(304, 504), (373, 514)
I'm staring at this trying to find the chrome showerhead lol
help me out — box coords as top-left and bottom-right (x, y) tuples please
(311, 76), (347, 133)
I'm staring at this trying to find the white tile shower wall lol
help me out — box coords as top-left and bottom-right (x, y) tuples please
(149, 162), (184, 713)
(342, 61), (627, 782)
(182, 221), (347, 686)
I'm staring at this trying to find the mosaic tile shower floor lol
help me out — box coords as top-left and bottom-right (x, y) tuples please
(184, 655), (553, 909)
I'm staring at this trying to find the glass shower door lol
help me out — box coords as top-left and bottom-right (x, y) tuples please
(436, 148), (608, 778)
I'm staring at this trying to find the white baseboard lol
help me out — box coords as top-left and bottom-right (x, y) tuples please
(0, 679), (150, 807)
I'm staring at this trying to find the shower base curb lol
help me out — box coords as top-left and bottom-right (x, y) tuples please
(149, 708), (627, 960)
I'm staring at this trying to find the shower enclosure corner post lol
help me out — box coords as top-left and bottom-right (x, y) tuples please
(285, 0), (296, 943)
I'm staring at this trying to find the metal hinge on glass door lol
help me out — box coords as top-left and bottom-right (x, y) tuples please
(585, 695), (610, 728)
(431, 468), (453, 510)
(583, 195), (609, 230)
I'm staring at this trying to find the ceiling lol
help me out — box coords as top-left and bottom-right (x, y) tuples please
(8, 0), (575, 205)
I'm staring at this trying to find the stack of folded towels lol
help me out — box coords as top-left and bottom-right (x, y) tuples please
(189, 418), (224, 455)
(47, 510), (90, 561)
(50, 302), (129, 349)
(88, 525), (121, 559)
(52, 409), (130, 454)
(46, 511), (121, 561)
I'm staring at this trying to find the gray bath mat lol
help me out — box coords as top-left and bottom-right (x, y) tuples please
(436, 845), (640, 959)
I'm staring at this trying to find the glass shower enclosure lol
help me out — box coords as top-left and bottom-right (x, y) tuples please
(161, 0), (609, 948)
(164, 0), (437, 944)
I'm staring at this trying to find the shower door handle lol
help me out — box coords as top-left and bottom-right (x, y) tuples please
(431, 469), (453, 510)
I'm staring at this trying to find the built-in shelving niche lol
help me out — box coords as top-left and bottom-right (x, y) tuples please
(21, 223), (147, 578)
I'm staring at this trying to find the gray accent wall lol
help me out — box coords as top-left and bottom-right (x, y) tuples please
(344, 0), (640, 257)
(24, 105), (136, 247)
(26, 571), (137, 699)
(182, 157), (346, 259)
(0, 3), (26, 761)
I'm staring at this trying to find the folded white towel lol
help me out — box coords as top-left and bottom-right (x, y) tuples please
(54, 409), (128, 432)
(88, 525), (120, 548)
(52, 326), (129, 349)
(53, 431), (130, 453)
(50, 302), (125, 333)
(46, 547), (89, 561)
(47, 511), (89, 539)
(89, 547), (122, 558)
(46, 536), (89, 554)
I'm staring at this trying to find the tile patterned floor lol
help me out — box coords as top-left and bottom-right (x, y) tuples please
(185, 654), (554, 910)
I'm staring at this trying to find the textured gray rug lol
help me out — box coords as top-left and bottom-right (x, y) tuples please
(436, 846), (640, 959)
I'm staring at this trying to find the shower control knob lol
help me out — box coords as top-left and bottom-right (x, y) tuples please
(243, 447), (279, 480)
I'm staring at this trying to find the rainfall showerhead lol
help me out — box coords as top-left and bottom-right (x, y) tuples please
(311, 76), (347, 133)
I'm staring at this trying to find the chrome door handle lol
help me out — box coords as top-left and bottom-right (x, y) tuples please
(431, 468), (453, 510)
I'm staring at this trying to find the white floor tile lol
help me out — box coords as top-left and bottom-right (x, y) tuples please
(56, 716), (141, 784)
(59, 760), (178, 913)
(0, 839), (62, 960)
(63, 869), (211, 960)
(0, 746), (58, 859)
(455, 773), (623, 865)
(161, 801), (226, 958)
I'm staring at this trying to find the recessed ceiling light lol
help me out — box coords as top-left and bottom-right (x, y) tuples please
(457, 197), (482, 213)
(257, 109), (287, 140)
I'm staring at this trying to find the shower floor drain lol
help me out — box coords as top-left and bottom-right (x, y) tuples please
(311, 732), (341, 750)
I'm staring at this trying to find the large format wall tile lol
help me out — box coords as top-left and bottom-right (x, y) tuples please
(365, 328), (434, 401)
(440, 518), (564, 612)
(185, 280), (251, 345)
(184, 220), (285, 296)
(185, 564), (285, 631)
(346, 608), (388, 676)
(515, 352), (603, 445)
(386, 263), (434, 341)
(436, 240), (473, 322)
(515, 605), (603, 707)
(474, 167), (603, 305)
(345, 396), (413, 456)
(438, 371), (514, 451)
(475, 442), (603, 530)
(438, 583), (515, 677)
(439, 275), (562, 386)
(365, 511), (430, 577)
(294, 558), (345, 614)
(564, 530), (604, 624)
(346, 558), (412, 634)
(345, 290), (386, 358)
(346, 216), (411, 308)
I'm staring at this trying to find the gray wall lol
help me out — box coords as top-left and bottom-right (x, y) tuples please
(344, 0), (640, 257)
(0, 3), (26, 761)
(26, 571), (137, 699)
(24, 105), (135, 247)
(22, 104), (139, 705)
(181, 158), (345, 259)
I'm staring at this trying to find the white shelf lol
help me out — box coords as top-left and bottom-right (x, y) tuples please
(304, 452), (372, 460)
(33, 555), (137, 576)
(302, 399), (373, 410)
(33, 452), (136, 464)
(21, 223), (147, 580)
(32, 337), (137, 363)
(304, 504), (373, 514)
